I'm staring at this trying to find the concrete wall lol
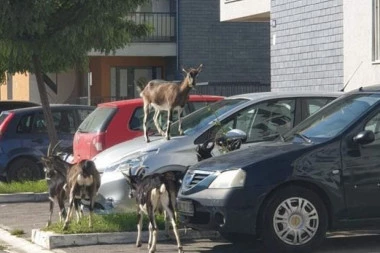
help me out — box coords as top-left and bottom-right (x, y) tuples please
(271, 0), (344, 92)
(220, 0), (270, 22)
(179, 0), (270, 87)
(343, 0), (380, 91)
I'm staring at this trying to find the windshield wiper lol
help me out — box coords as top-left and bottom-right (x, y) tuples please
(294, 133), (312, 143)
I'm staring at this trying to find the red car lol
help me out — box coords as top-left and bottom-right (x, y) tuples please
(73, 95), (224, 162)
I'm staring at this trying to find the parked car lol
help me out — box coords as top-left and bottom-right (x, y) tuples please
(92, 91), (342, 212)
(73, 95), (224, 162)
(0, 100), (39, 114)
(0, 104), (94, 182)
(177, 85), (380, 252)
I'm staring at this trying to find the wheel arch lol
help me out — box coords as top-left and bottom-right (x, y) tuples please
(6, 155), (42, 175)
(255, 180), (333, 237)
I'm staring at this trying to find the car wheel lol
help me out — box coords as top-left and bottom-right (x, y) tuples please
(262, 186), (328, 253)
(7, 158), (42, 182)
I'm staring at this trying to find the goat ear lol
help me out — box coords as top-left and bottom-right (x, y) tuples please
(197, 64), (203, 73)
(182, 66), (187, 74)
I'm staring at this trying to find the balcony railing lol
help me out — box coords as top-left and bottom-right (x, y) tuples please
(128, 12), (176, 42)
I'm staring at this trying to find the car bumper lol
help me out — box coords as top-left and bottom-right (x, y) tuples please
(177, 187), (265, 235)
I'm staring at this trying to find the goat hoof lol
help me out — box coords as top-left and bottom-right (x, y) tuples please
(136, 242), (142, 248)
(63, 224), (68, 230)
(178, 246), (183, 253)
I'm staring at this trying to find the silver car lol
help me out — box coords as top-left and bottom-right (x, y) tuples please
(92, 91), (342, 212)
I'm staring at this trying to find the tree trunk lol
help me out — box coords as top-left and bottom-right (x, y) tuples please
(32, 54), (58, 155)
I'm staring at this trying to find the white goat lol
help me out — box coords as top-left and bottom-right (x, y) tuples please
(140, 64), (203, 142)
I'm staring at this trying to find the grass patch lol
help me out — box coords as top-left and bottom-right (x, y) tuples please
(45, 212), (165, 234)
(0, 180), (48, 194)
(10, 229), (25, 236)
(0, 245), (6, 250)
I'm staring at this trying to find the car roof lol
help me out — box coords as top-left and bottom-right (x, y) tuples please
(5, 104), (95, 114)
(97, 94), (224, 108)
(229, 91), (343, 100)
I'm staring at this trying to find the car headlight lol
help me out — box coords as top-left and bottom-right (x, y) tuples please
(208, 169), (246, 189)
(104, 149), (158, 174)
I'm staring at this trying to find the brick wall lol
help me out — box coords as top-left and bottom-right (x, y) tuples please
(178, 0), (271, 93)
(271, 0), (343, 91)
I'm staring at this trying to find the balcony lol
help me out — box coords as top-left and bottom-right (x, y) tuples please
(220, 0), (270, 22)
(128, 12), (176, 42)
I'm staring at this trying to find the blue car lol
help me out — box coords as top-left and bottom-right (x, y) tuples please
(0, 104), (94, 182)
(177, 85), (380, 252)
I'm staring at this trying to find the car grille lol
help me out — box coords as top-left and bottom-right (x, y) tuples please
(183, 170), (213, 189)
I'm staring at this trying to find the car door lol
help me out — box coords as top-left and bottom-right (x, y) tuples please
(342, 109), (380, 219)
(54, 108), (77, 151)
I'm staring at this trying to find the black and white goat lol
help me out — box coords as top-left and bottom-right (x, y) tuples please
(124, 168), (183, 253)
(140, 64), (203, 142)
(40, 142), (72, 227)
(63, 159), (101, 230)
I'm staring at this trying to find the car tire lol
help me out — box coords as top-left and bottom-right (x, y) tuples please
(261, 186), (328, 253)
(7, 158), (42, 182)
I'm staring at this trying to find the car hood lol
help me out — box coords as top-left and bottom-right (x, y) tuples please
(92, 134), (191, 172)
(189, 140), (308, 172)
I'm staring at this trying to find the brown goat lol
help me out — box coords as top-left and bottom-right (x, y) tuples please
(140, 64), (203, 142)
(63, 159), (100, 230)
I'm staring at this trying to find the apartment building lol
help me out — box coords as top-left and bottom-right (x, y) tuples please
(221, 0), (380, 92)
(2, 0), (271, 104)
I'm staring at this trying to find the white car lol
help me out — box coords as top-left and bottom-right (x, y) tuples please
(92, 91), (342, 212)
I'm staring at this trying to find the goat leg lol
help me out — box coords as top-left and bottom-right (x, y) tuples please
(136, 211), (143, 247)
(143, 103), (150, 142)
(165, 109), (173, 140)
(153, 109), (165, 136)
(46, 197), (54, 227)
(147, 222), (152, 250)
(148, 212), (158, 253)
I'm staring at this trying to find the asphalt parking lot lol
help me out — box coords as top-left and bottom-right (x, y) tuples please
(2, 201), (380, 253)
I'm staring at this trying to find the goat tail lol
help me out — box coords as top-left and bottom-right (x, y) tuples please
(135, 77), (149, 95)
(159, 183), (167, 194)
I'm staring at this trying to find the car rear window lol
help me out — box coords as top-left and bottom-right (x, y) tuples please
(0, 112), (10, 125)
(77, 107), (117, 133)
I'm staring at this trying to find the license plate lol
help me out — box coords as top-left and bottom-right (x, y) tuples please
(177, 200), (194, 216)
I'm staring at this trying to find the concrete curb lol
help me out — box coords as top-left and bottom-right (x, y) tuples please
(31, 228), (221, 249)
(0, 193), (49, 203)
(0, 226), (58, 253)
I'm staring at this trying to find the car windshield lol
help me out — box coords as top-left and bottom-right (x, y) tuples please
(283, 93), (380, 142)
(77, 107), (117, 133)
(170, 98), (248, 136)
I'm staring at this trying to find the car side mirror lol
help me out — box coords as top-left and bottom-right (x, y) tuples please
(223, 129), (248, 143)
(353, 130), (375, 145)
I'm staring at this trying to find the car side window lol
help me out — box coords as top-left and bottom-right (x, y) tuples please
(55, 111), (75, 134)
(364, 112), (380, 143)
(190, 101), (209, 112)
(214, 99), (295, 143)
(16, 114), (34, 133)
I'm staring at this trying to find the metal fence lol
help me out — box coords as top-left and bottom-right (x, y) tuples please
(128, 12), (176, 42)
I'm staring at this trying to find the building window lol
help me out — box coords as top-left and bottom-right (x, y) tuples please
(373, 0), (380, 61)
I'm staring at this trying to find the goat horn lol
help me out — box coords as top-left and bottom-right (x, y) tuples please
(135, 167), (145, 177)
(197, 64), (203, 72)
(51, 140), (63, 156)
(47, 143), (52, 157)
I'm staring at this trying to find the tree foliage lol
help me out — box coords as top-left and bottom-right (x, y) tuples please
(0, 0), (151, 150)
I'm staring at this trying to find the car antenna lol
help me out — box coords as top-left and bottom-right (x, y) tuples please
(340, 61), (363, 92)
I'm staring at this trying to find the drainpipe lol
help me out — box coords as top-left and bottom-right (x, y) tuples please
(176, 0), (181, 79)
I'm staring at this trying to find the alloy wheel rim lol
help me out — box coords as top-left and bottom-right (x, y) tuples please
(273, 197), (319, 246)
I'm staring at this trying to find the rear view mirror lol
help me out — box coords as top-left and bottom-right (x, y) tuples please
(353, 130), (375, 145)
(216, 129), (247, 152)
